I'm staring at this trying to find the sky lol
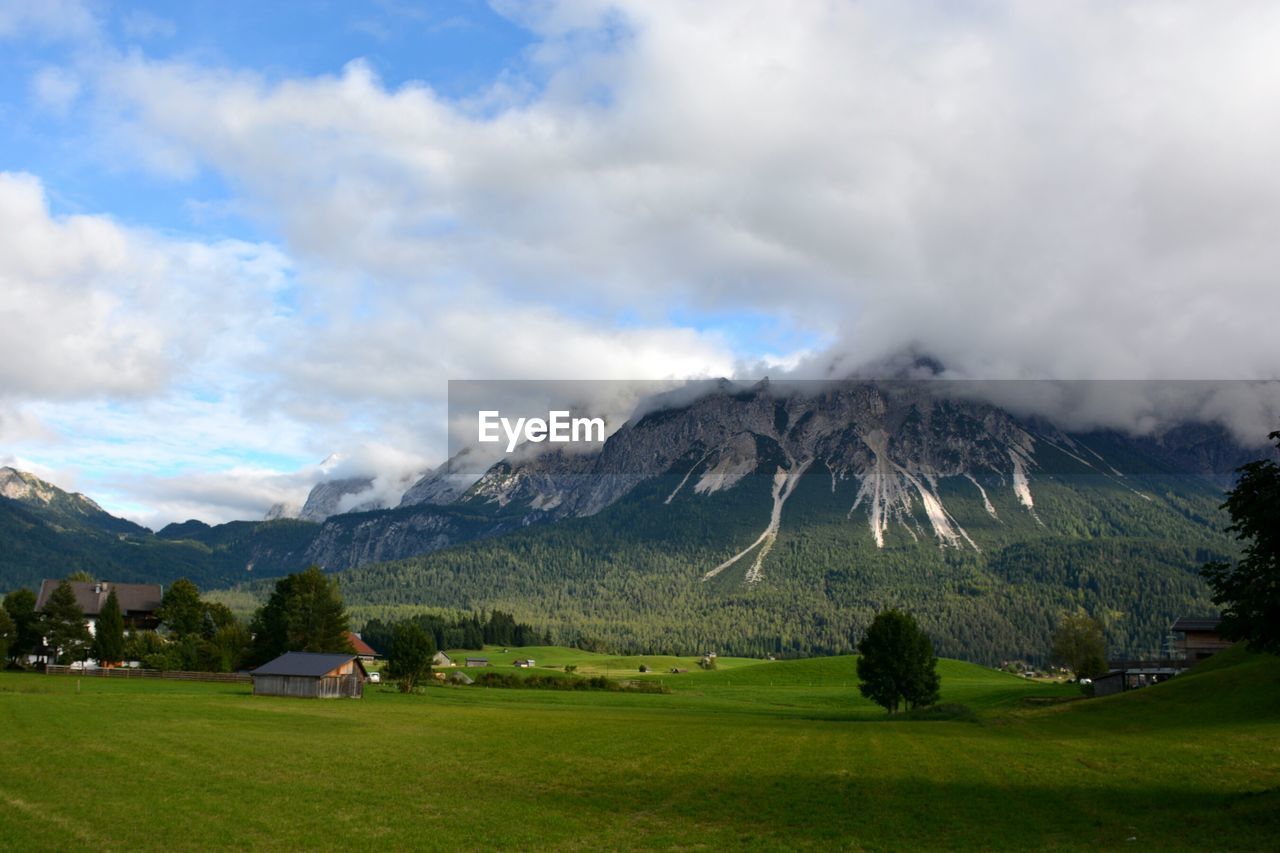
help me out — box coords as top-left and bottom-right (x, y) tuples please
(1, 0), (1279, 527)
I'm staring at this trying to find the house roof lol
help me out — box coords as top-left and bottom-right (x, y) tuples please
(36, 580), (163, 617)
(344, 632), (378, 657)
(1172, 617), (1222, 633)
(252, 652), (366, 678)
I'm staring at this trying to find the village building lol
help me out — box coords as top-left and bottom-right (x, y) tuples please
(432, 651), (454, 667)
(344, 631), (379, 662)
(35, 580), (163, 634)
(251, 652), (368, 699)
(513, 658), (535, 668)
(1172, 617), (1231, 664)
(465, 657), (489, 667)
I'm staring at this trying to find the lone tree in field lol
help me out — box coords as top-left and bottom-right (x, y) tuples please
(42, 579), (91, 664)
(1051, 613), (1108, 680)
(386, 621), (436, 693)
(856, 610), (941, 714)
(94, 588), (126, 665)
(249, 565), (353, 665)
(1201, 429), (1280, 653)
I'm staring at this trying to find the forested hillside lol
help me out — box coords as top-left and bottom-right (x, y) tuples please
(334, 437), (1237, 664)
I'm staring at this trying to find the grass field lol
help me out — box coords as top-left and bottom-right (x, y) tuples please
(2, 646), (1277, 850)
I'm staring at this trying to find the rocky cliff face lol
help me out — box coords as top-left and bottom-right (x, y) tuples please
(296, 380), (1266, 575)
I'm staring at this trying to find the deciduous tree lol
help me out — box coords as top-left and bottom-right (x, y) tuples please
(0, 607), (13, 663)
(3, 588), (40, 663)
(1201, 429), (1280, 653)
(856, 610), (941, 714)
(1050, 613), (1108, 679)
(387, 621), (435, 693)
(157, 578), (205, 637)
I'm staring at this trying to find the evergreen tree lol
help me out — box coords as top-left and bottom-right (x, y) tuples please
(249, 566), (353, 664)
(42, 579), (91, 664)
(387, 621), (435, 692)
(3, 588), (41, 662)
(856, 609), (941, 714)
(158, 578), (205, 637)
(1201, 429), (1280, 653)
(94, 588), (125, 664)
(1050, 612), (1108, 679)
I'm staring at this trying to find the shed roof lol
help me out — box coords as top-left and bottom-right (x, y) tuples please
(36, 580), (163, 616)
(1172, 617), (1222, 633)
(252, 652), (365, 678)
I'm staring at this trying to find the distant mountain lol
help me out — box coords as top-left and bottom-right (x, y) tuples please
(1, 467), (147, 536)
(0, 467), (320, 594)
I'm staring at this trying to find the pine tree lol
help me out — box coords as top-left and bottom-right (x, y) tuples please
(43, 580), (92, 664)
(249, 566), (353, 664)
(0, 607), (14, 663)
(95, 588), (126, 665)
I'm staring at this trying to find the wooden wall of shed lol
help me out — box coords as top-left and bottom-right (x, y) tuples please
(253, 674), (363, 699)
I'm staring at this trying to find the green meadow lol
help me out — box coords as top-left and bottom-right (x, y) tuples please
(1, 646), (1277, 851)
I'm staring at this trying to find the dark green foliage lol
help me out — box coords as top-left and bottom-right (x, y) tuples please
(248, 566), (353, 665)
(360, 609), (545, 656)
(158, 579), (205, 636)
(387, 622), (435, 692)
(471, 671), (669, 693)
(95, 588), (125, 664)
(1201, 430), (1280, 652)
(856, 610), (941, 714)
(0, 606), (13, 663)
(3, 588), (40, 661)
(327, 449), (1232, 664)
(42, 579), (91, 664)
(1050, 612), (1108, 679)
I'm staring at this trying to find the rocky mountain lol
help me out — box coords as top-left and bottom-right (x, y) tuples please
(320, 380), (1272, 663)
(0, 467), (147, 536)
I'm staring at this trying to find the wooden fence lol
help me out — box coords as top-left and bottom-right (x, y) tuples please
(45, 665), (251, 684)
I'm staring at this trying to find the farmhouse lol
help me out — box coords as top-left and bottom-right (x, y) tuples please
(344, 631), (379, 662)
(513, 659), (535, 668)
(36, 580), (163, 633)
(1172, 617), (1231, 664)
(432, 651), (453, 667)
(465, 657), (489, 667)
(251, 652), (368, 699)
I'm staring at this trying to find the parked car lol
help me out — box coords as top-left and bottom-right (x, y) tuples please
(368, 672), (381, 684)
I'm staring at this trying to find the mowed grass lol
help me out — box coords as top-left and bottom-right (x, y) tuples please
(1, 646), (1277, 851)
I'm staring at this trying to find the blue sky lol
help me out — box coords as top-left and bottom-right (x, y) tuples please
(1, 0), (1278, 526)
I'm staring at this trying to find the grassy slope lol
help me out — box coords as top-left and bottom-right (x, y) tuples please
(1, 647), (1276, 850)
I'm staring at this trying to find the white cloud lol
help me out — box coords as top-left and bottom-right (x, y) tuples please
(0, 171), (291, 400)
(31, 66), (82, 115)
(8, 1), (1280, 523)
(87, 1), (1280, 392)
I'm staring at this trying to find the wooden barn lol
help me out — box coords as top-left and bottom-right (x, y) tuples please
(251, 652), (368, 699)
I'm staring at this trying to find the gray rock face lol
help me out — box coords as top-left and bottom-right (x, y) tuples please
(298, 477), (378, 522)
(263, 502), (300, 521)
(398, 448), (488, 508)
